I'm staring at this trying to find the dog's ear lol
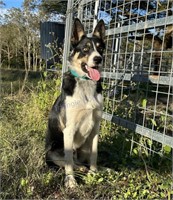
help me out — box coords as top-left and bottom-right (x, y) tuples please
(93, 20), (105, 41)
(71, 18), (85, 46)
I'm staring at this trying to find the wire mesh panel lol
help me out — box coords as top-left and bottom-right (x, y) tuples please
(63, 0), (173, 157)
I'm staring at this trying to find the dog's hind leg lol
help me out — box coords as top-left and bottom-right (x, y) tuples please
(46, 149), (65, 168)
(76, 126), (99, 172)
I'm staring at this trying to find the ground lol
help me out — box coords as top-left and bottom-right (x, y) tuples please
(1, 69), (172, 199)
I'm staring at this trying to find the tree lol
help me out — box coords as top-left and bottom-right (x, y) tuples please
(0, 23), (22, 68)
(40, 0), (67, 15)
(0, 0), (5, 8)
(0, 1), (43, 70)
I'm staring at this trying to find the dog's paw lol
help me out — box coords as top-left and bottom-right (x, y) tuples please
(88, 166), (98, 174)
(64, 175), (78, 188)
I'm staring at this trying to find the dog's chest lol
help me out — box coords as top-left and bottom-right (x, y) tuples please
(65, 79), (101, 111)
(65, 79), (102, 147)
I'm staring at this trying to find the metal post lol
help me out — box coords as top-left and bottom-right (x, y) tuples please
(62, 0), (74, 73)
(93, 0), (99, 30)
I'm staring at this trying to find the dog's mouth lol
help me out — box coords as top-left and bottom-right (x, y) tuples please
(81, 63), (100, 81)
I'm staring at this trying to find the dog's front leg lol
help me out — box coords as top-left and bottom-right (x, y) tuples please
(90, 123), (100, 172)
(90, 132), (99, 172)
(63, 126), (77, 188)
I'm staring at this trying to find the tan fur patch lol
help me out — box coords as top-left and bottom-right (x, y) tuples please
(78, 31), (84, 41)
(93, 31), (100, 38)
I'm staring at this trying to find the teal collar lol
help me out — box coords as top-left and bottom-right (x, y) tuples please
(70, 69), (89, 80)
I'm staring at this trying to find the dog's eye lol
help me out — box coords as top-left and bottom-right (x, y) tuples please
(98, 47), (103, 52)
(83, 47), (89, 52)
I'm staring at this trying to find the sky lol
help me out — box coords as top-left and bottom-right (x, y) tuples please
(3, 0), (23, 9)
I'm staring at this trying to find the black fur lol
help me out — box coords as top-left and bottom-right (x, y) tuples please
(46, 96), (65, 151)
(45, 72), (102, 167)
(45, 19), (105, 185)
(71, 36), (105, 60)
(46, 72), (76, 153)
(62, 72), (76, 96)
(96, 80), (102, 93)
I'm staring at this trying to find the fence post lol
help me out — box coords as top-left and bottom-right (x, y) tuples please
(62, 0), (74, 74)
(93, 0), (99, 30)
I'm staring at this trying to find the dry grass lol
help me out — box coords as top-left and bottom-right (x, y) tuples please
(1, 70), (172, 199)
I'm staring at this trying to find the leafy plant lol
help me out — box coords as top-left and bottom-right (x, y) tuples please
(1, 70), (172, 199)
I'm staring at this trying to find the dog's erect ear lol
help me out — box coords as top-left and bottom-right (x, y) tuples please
(93, 20), (105, 41)
(71, 18), (85, 46)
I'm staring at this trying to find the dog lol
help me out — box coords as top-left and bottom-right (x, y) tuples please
(45, 18), (105, 188)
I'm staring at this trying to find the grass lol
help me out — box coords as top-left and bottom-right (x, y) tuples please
(1, 69), (172, 199)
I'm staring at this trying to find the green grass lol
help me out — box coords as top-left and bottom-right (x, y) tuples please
(1, 69), (172, 199)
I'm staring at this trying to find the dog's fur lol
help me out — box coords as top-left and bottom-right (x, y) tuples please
(45, 18), (105, 188)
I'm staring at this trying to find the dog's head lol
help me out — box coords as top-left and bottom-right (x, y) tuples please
(69, 18), (105, 81)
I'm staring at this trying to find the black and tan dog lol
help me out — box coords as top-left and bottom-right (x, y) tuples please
(45, 18), (105, 188)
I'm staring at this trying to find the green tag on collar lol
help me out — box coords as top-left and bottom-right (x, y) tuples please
(70, 69), (89, 80)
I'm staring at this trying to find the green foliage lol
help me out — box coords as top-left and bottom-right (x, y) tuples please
(82, 168), (172, 199)
(141, 98), (147, 109)
(45, 39), (64, 71)
(1, 70), (61, 199)
(0, 2), (46, 70)
(163, 145), (172, 154)
(40, 0), (67, 14)
(1, 70), (172, 199)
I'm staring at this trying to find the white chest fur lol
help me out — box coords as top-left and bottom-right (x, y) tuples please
(64, 79), (103, 149)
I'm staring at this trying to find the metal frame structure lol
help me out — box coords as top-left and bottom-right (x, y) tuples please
(62, 0), (173, 153)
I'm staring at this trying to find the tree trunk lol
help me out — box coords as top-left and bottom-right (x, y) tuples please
(7, 47), (11, 68)
(27, 35), (31, 71)
(32, 36), (37, 71)
(23, 47), (27, 70)
(0, 43), (2, 68)
(21, 44), (28, 93)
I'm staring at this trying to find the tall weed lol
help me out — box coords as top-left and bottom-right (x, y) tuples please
(1, 72), (61, 199)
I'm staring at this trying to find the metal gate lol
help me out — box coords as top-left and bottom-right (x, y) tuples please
(62, 0), (173, 158)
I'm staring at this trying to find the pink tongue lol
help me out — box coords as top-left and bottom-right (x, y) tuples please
(87, 67), (100, 81)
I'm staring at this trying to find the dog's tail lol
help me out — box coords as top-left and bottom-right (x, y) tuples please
(46, 148), (65, 168)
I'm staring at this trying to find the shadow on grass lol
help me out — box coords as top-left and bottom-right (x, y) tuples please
(1, 69), (43, 95)
(98, 123), (172, 174)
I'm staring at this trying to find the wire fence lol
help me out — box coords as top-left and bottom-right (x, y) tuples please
(62, 0), (173, 159)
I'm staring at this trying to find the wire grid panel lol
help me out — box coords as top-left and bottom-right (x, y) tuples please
(63, 0), (173, 151)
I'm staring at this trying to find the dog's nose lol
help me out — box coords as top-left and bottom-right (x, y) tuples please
(93, 56), (102, 64)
